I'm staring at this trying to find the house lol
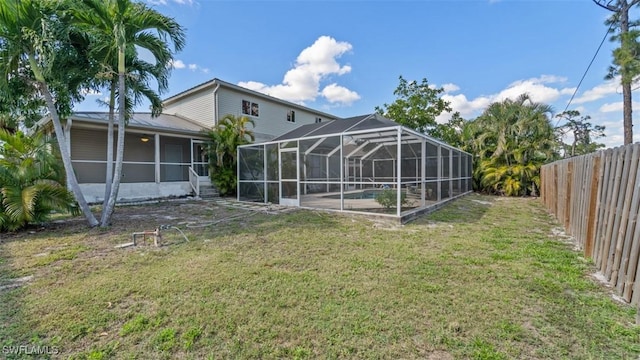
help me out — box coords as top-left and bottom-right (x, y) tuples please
(38, 78), (339, 203)
(162, 78), (337, 143)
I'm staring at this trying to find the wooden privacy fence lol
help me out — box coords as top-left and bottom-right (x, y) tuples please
(540, 143), (640, 306)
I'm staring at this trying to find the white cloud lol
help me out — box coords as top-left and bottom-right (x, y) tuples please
(321, 83), (361, 105)
(168, 59), (209, 73)
(81, 88), (102, 96)
(599, 101), (640, 113)
(238, 36), (359, 106)
(573, 79), (620, 104)
(442, 83), (460, 93)
(146, 0), (194, 5)
(436, 75), (574, 123)
(599, 102), (623, 113)
(169, 59), (186, 69)
(494, 77), (575, 104)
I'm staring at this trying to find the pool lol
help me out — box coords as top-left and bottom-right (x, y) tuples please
(323, 189), (384, 200)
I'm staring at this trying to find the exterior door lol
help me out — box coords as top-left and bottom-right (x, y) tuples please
(279, 148), (299, 206)
(191, 141), (209, 179)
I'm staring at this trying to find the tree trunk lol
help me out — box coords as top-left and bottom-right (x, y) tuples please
(621, 2), (634, 145)
(101, 47), (127, 227)
(101, 80), (117, 223)
(28, 56), (99, 227)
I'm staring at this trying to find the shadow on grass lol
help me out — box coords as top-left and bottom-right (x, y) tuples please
(412, 193), (495, 224)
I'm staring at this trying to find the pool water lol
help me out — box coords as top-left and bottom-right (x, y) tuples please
(324, 190), (382, 200)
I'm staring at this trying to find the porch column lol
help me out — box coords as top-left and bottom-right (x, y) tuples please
(155, 133), (160, 183)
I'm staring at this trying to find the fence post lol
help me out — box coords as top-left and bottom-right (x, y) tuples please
(564, 161), (573, 230)
(584, 155), (601, 259)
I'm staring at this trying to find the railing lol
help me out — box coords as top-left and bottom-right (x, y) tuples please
(188, 166), (200, 197)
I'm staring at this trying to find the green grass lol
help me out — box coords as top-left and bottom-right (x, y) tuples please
(0, 194), (638, 359)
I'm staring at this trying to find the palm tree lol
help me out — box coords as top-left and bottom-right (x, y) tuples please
(0, 129), (78, 231)
(0, 0), (100, 226)
(470, 94), (558, 196)
(205, 115), (255, 196)
(72, 0), (185, 226)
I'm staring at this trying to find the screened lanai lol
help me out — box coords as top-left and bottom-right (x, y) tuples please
(237, 113), (472, 221)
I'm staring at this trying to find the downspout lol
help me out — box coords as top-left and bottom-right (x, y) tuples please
(212, 82), (221, 126)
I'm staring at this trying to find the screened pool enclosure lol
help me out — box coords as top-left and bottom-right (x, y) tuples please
(237, 114), (472, 220)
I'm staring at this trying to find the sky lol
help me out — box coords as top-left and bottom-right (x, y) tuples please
(77, 0), (640, 148)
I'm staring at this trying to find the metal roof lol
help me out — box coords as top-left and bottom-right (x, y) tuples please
(71, 112), (204, 134)
(273, 113), (399, 141)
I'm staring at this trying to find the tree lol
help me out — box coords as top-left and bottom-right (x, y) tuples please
(0, 129), (78, 232)
(468, 94), (558, 196)
(205, 115), (255, 196)
(0, 76), (46, 132)
(598, 0), (640, 145)
(428, 112), (468, 148)
(555, 110), (606, 157)
(0, 0), (100, 226)
(72, 0), (185, 226)
(376, 76), (451, 134)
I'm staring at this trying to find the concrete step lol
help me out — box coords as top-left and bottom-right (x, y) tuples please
(198, 184), (219, 199)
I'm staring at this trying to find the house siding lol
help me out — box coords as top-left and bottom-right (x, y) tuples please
(163, 88), (214, 128)
(217, 87), (335, 143)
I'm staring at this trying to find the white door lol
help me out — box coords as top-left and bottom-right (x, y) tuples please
(279, 148), (299, 206)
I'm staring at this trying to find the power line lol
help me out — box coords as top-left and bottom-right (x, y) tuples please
(557, 22), (614, 128)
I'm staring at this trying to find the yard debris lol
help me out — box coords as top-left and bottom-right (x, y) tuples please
(115, 242), (136, 249)
(131, 228), (162, 247)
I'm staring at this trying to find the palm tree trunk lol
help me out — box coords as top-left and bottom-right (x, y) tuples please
(101, 80), (117, 222)
(620, 2), (634, 145)
(101, 47), (126, 227)
(29, 55), (99, 227)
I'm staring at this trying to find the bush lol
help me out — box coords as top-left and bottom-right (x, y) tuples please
(375, 189), (408, 210)
(0, 129), (78, 232)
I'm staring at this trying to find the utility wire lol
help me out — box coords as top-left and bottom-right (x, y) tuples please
(557, 22), (615, 127)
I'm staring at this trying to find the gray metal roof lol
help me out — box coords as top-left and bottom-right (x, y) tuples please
(71, 112), (204, 134)
(273, 113), (398, 141)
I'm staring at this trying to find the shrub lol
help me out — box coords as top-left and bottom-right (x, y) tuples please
(375, 189), (408, 210)
(0, 129), (78, 232)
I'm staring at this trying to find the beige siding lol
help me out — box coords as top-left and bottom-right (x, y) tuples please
(163, 88), (214, 128)
(217, 87), (334, 141)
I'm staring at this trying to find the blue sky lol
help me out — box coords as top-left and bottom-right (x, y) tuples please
(77, 0), (640, 148)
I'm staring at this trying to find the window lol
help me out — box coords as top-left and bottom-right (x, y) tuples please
(315, 117), (322, 123)
(242, 100), (259, 117)
(287, 110), (296, 123)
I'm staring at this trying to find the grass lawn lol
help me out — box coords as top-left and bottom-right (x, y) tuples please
(0, 194), (639, 359)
